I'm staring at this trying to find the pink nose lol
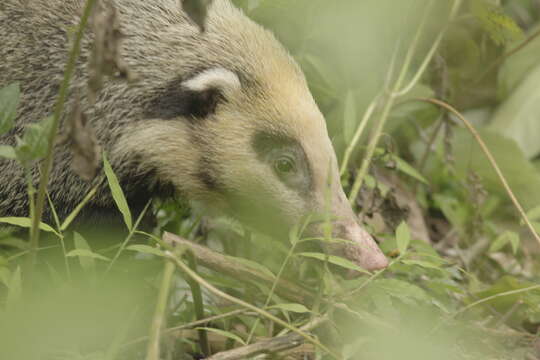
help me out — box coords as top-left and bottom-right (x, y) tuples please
(331, 221), (388, 274)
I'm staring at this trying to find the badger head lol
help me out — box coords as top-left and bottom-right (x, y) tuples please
(114, 0), (388, 272)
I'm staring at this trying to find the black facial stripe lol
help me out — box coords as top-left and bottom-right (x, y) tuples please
(196, 155), (223, 191)
(251, 131), (313, 196)
(144, 74), (225, 121)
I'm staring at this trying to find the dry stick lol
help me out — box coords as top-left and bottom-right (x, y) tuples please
(163, 232), (314, 305)
(474, 27), (540, 84)
(27, 0), (97, 271)
(416, 98), (540, 247)
(205, 316), (328, 360)
(164, 251), (342, 360)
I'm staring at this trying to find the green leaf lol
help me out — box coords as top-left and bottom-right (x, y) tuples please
(0, 83), (20, 135)
(269, 303), (310, 313)
(66, 249), (111, 262)
(0, 217), (59, 236)
(392, 155), (429, 185)
(297, 252), (370, 274)
(73, 232), (97, 272)
(489, 231), (520, 254)
(471, 0), (523, 46)
(490, 64), (540, 159)
(395, 222), (411, 255)
(0, 145), (16, 160)
(15, 116), (54, 163)
(103, 152), (132, 231)
(196, 327), (246, 345)
(452, 128), (540, 210)
(402, 259), (443, 271)
(126, 245), (164, 257)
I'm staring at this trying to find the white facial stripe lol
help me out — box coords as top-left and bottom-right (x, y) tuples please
(183, 68), (241, 93)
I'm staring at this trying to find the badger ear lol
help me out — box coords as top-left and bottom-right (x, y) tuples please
(146, 68), (241, 120)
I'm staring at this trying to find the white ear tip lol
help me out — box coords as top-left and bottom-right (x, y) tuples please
(183, 68), (241, 93)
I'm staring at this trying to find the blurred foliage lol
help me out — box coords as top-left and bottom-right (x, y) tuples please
(1, 0), (540, 359)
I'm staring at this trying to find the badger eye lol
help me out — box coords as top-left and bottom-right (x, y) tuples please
(274, 157), (296, 175)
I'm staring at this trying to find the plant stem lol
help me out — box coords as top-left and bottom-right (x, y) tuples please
(186, 251), (211, 356)
(27, 0), (97, 272)
(415, 98), (540, 248)
(146, 258), (176, 360)
(165, 251), (342, 360)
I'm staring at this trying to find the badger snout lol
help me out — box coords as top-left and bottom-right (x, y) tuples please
(330, 220), (389, 273)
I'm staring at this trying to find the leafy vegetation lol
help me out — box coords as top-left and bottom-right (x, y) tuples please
(1, 0), (540, 359)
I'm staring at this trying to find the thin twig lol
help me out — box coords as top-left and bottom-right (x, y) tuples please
(164, 251), (342, 360)
(415, 98), (540, 248)
(27, 0), (97, 272)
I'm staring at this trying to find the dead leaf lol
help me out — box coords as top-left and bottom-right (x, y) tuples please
(61, 98), (101, 181)
(88, 1), (135, 103)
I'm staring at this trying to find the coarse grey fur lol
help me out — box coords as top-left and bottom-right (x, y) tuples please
(0, 0), (388, 270)
(0, 0), (299, 219)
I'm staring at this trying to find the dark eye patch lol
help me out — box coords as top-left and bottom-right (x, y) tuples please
(144, 75), (225, 121)
(251, 131), (313, 196)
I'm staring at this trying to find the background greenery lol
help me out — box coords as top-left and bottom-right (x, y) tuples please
(1, 0), (540, 359)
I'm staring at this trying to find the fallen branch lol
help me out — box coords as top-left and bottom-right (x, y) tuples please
(164, 249), (342, 360)
(163, 232), (315, 305)
(205, 317), (327, 360)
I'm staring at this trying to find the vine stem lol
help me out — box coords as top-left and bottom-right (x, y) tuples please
(165, 251), (342, 360)
(27, 0), (97, 271)
(416, 98), (540, 248)
(347, 0), (463, 204)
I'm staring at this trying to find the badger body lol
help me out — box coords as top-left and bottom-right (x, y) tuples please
(0, 0), (388, 271)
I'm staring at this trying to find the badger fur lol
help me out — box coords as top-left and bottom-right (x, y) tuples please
(0, 0), (388, 271)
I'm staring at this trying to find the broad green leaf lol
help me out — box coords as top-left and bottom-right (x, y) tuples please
(73, 232), (97, 272)
(0, 145), (16, 160)
(15, 116), (54, 163)
(0, 217), (59, 236)
(6, 267), (21, 310)
(0, 83), (20, 135)
(490, 64), (540, 159)
(196, 327), (246, 345)
(452, 128), (540, 210)
(395, 222), (411, 255)
(103, 153), (132, 231)
(297, 252), (370, 274)
(269, 303), (310, 313)
(499, 24), (540, 96)
(126, 244), (164, 257)
(66, 249), (111, 262)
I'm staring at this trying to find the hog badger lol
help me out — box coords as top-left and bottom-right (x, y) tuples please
(0, 0), (388, 271)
